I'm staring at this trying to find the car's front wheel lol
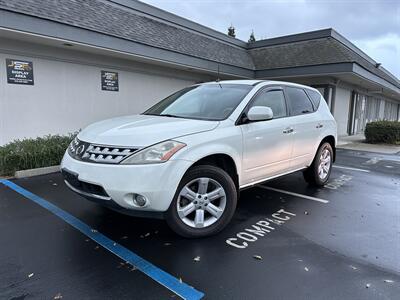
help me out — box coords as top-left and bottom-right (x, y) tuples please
(166, 165), (237, 238)
(303, 142), (333, 186)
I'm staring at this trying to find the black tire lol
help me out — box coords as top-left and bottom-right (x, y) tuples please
(303, 142), (333, 187)
(166, 165), (237, 238)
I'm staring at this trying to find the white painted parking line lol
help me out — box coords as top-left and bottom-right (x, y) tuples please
(333, 165), (370, 173)
(258, 186), (329, 204)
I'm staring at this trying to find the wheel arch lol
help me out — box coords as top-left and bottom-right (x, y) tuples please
(320, 135), (336, 162)
(189, 153), (239, 192)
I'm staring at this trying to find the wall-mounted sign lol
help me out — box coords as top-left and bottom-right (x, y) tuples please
(101, 71), (119, 91)
(6, 59), (34, 85)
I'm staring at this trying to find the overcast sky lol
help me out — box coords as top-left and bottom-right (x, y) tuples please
(141, 0), (400, 78)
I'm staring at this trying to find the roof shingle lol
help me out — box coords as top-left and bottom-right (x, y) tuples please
(250, 37), (399, 88)
(0, 0), (254, 69)
(250, 38), (351, 69)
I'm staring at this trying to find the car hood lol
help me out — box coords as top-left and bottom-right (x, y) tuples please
(78, 114), (219, 147)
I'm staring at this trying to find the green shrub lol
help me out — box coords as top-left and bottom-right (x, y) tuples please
(365, 121), (400, 144)
(0, 133), (76, 176)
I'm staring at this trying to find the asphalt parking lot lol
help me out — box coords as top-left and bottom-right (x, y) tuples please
(1, 148), (399, 300)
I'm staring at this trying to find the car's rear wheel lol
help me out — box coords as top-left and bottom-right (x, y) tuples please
(303, 142), (333, 186)
(166, 165), (237, 238)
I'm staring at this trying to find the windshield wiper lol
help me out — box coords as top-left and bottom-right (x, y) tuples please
(160, 114), (181, 118)
(144, 113), (179, 118)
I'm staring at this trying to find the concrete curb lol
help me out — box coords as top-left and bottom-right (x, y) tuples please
(14, 165), (60, 179)
(337, 143), (400, 155)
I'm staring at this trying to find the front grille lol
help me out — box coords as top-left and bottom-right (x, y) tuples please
(68, 137), (138, 164)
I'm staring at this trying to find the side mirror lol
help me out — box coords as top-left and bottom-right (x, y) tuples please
(247, 106), (273, 122)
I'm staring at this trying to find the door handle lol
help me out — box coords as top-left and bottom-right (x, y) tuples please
(283, 127), (294, 134)
(316, 123), (323, 129)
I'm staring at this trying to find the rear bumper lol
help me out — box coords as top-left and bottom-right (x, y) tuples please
(61, 151), (193, 213)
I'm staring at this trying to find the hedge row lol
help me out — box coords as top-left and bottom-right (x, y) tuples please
(0, 134), (75, 176)
(365, 121), (400, 144)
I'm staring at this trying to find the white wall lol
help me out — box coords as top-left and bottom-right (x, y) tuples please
(0, 39), (211, 145)
(333, 86), (351, 136)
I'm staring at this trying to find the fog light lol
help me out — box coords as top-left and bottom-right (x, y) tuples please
(133, 194), (147, 207)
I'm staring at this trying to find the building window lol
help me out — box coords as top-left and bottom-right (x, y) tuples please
(384, 101), (399, 121)
(348, 92), (399, 135)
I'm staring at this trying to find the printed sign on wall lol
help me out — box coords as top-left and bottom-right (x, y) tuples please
(101, 71), (119, 91)
(6, 59), (34, 85)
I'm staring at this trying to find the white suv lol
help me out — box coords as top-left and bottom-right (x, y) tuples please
(61, 80), (337, 237)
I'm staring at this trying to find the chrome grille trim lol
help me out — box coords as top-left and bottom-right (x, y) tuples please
(68, 137), (139, 164)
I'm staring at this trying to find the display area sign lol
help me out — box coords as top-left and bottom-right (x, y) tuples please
(6, 59), (34, 85)
(101, 71), (119, 91)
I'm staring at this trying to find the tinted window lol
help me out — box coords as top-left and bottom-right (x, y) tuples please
(144, 84), (252, 121)
(285, 87), (314, 115)
(305, 89), (321, 110)
(250, 90), (287, 118)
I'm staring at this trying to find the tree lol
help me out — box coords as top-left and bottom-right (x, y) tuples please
(248, 30), (256, 43)
(227, 25), (236, 38)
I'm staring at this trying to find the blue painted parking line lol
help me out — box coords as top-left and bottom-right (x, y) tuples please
(0, 179), (204, 300)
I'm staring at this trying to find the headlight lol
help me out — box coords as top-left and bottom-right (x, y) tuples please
(68, 136), (80, 154)
(120, 140), (186, 165)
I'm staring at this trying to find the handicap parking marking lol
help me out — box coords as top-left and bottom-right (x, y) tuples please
(258, 185), (329, 204)
(0, 179), (204, 300)
(333, 165), (370, 173)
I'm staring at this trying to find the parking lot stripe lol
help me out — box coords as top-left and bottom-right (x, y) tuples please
(333, 165), (370, 173)
(258, 185), (329, 204)
(0, 179), (204, 300)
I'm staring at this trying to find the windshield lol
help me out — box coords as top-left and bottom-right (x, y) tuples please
(143, 84), (253, 121)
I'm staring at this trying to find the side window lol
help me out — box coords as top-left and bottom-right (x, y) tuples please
(250, 89), (287, 118)
(305, 89), (321, 111)
(285, 87), (314, 116)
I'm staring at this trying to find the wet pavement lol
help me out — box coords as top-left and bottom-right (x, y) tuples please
(1, 149), (399, 299)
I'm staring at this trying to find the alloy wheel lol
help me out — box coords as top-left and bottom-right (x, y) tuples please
(177, 177), (226, 228)
(318, 148), (331, 180)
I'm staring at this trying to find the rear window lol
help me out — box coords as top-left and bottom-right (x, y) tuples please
(305, 89), (321, 110)
(285, 87), (314, 116)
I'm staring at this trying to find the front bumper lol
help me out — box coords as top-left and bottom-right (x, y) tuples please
(61, 151), (193, 213)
